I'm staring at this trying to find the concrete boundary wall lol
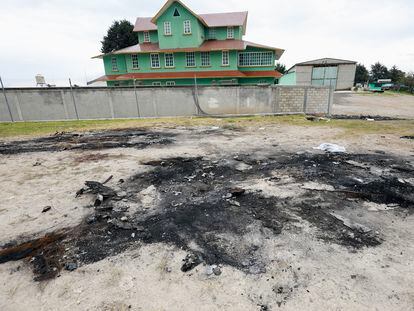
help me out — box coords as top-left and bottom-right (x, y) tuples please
(0, 86), (332, 122)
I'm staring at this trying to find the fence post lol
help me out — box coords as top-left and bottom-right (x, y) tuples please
(133, 79), (141, 118)
(193, 75), (200, 115)
(0, 76), (14, 122)
(275, 86), (281, 113)
(69, 78), (79, 120)
(327, 86), (334, 116)
(303, 87), (308, 114)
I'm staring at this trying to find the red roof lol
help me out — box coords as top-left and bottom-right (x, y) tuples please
(88, 70), (282, 84)
(199, 12), (248, 31)
(134, 18), (157, 32)
(93, 40), (284, 59)
(134, 11), (248, 32)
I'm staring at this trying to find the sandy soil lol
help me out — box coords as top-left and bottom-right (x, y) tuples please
(0, 124), (413, 311)
(333, 92), (414, 119)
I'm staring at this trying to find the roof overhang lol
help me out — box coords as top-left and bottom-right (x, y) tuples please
(92, 40), (285, 59)
(88, 70), (281, 85)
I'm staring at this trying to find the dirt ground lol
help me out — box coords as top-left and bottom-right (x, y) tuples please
(0, 120), (413, 311)
(333, 92), (414, 119)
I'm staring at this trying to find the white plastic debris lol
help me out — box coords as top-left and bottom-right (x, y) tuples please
(314, 143), (346, 153)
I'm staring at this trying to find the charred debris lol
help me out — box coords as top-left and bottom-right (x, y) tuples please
(0, 151), (413, 282)
(0, 129), (175, 155)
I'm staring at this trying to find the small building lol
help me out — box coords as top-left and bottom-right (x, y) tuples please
(368, 79), (393, 92)
(89, 0), (284, 87)
(279, 58), (357, 90)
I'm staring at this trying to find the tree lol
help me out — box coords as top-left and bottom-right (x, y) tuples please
(275, 63), (287, 74)
(370, 62), (389, 81)
(389, 65), (405, 84)
(354, 63), (369, 84)
(404, 72), (414, 93)
(101, 20), (138, 54)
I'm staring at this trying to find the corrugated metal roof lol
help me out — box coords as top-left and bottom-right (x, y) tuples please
(295, 58), (357, 66)
(199, 12), (247, 27)
(133, 0), (248, 33)
(134, 17), (157, 32)
(92, 40), (284, 59)
(88, 70), (281, 84)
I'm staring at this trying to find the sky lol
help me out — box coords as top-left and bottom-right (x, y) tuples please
(1, 0), (413, 87)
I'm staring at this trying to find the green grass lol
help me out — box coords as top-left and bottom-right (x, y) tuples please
(0, 115), (413, 139)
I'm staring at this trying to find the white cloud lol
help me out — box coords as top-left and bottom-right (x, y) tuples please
(0, 0), (413, 86)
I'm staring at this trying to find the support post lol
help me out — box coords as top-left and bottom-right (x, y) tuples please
(327, 86), (334, 116)
(303, 87), (308, 114)
(134, 79), (141, 118)
(69, 78), (79, 120)
(0, 76), (14, 122)
(194, 75), (200, 115)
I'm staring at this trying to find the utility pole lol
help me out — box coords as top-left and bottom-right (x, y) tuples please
(0, 76), (14, 122)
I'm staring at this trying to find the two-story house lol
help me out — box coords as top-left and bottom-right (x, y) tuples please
(89, 0), (285, 87)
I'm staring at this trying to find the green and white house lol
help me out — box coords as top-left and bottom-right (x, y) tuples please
(90, 0), (284, 87)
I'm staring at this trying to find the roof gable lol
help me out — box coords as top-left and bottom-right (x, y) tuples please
(151, 0), (207, 26)
(134, 1), (249, 33)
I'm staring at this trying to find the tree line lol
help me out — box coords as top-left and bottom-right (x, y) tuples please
(355, 63), (414, 93)
(356, 63), (414, 93)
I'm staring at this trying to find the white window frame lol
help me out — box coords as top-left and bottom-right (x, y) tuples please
(183, 20), (192, 34)
(185, 52), (196, 67)
(222, 50), (230, 66)
(200, 52), (211, 67)
(152, 82), (162, 86)
(111, 57), (118, 71)
(150, 53), (160, 68)
(131, 54), (139, 69)
(164, 21), (172, 35)
(164, 53), (175, 68)
(227, 27), (234, 39)
(238, 52), (274, 67)
(166, 81), (176, 86)
(143, 32), (150, 43)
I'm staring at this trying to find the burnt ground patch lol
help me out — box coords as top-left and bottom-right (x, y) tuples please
(331, 115), (404, 121)
(0, 129), (175, 155)
(1, 152), (413, 281)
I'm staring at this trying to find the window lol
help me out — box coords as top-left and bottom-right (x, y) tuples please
(150, 53), (160, 68)
(143, 32), (150, 43)
(186, 52), (196, 67)
(111, 57), (118, 71)
(152, 82), (162, 86)
(166, 81), (176, 86)
(173, 8), (180, 17)
(208, 28), (216, 40)
(200, 52), (211, 66)
(164, 22), (172, 35)
(184, 20), (191, 34)
(131, 55), (139, 69)
(227, 27), (234, 39)
(165, 53), (175, 68)
(238, 52), (273, 67)
(222, 51), (229, 66)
